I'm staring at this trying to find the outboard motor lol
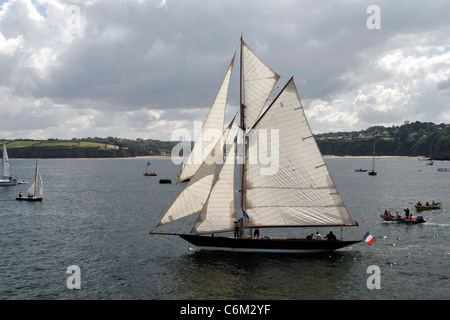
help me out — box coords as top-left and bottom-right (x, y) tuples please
(416, 216), (425, 223)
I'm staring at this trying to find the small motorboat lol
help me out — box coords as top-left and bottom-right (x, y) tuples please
(143, 161), (157, 176)
(159, 178), (172, 184)
(380, 211), (425, 224)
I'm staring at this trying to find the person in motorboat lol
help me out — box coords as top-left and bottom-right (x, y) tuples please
(404, 207), (410, 218)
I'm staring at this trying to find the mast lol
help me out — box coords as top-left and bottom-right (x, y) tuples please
(239, 35), (245, 209)
(33, 159), (38, 197)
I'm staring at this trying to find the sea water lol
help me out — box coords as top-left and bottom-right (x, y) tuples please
(0, 157), (449, 300)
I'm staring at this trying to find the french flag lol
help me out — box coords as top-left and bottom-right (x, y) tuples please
(364, 232), (375, 245)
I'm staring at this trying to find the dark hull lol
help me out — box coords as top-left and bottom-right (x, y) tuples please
(16, 197), (42, 201)
(179, 234), (361, 253)
(380, 214), (425, 224)
(415, 205), (441, 211)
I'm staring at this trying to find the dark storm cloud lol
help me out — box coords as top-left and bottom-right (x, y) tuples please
(1, 0), (450, 139)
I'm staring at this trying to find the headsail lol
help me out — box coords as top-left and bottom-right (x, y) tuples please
(157, 120), (234, 226)
(242, 41), (280, 131)
(245, 78), (356, 228)
(178, 55), (235, 183)
(192, 139), (237, 234)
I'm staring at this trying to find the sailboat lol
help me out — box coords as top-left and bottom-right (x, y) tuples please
(368, 139), (377, 175)
(16, 160), (43, 201)
(1, 143), (18, 186)
(151, 37), (362, 253)
(426, 144), (433, 165)
(143, 161), (157, 176)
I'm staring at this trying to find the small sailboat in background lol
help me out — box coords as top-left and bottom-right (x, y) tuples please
(16, 160), (43, 201)
(1, 142), (18, 186)
(143, 161), (157, 176)
(426, 144), (433, 165)
(368, 139), (377, 176)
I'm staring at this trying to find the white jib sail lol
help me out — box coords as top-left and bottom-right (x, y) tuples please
(178, 55), (235, 183)
(157, 122), (233, 226)
(242, 41), (280, 131)
(245, 78), (355, 227)
(192, 139), (237, 234)
(38, 173), (43, 196)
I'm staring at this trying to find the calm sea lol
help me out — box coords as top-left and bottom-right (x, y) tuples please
(0, 157), (449, 301)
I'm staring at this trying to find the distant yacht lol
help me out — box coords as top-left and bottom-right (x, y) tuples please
(368, 139), (377, 176)
(0, 143), (18, 186)
(16, 160), (43, 201)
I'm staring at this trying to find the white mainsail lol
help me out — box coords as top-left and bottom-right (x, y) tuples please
(245, 78), (356, 227)
(178, 55), (235, 183)
(27, 160), (43, 197)
(2, 143), (10, 178)
(242, 41), (280, 131)
(192, 139), (237, 234)
(157, 121), (233, 226)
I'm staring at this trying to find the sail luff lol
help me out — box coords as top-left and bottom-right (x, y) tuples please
(178, 54), (235, 183)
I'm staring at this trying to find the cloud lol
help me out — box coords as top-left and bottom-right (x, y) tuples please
(1, 0), (450, 140)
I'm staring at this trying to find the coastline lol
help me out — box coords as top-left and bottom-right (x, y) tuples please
(322, 155), (421, 159)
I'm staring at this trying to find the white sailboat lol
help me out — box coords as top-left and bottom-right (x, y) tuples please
(0, 143), (18, 186)
(151, 37), (361, 253)
(16, 160), (43, 201)
(368, 139), (377, 175)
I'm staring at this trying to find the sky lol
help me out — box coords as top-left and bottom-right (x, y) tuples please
(0, 0), (450, 141)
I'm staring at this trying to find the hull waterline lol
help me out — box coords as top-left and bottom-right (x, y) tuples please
(180, 234), (361, 253)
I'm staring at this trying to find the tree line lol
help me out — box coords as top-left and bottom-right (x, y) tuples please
(316, 121), (450, 160)
(2, 121), (450, 159)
